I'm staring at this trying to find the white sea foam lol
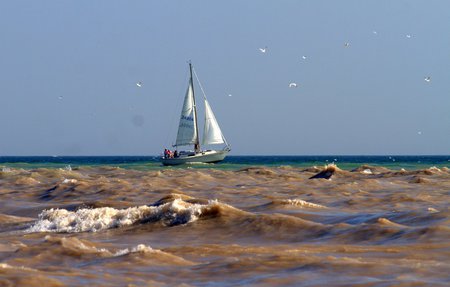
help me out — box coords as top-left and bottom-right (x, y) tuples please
(62, 178), (78, 184)
(113, 244), (154, 257)
(0, 263), (38, 272)
(428, 166), (442, 173)
(44, 235), (154, 257)
(282, 199), (325, 208)
(27, 198), (220, 233)
(361, 169), (373, 174)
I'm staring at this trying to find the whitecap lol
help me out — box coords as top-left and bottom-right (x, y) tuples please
(44, 235), (155, 257)
(62, 178), (78, 184)
(282, 199), (326, 208)
(0, 263), (38, 272)
(428, 166), (442, 173)
(113, 244), (154, 257)
(27, 198), (221, 233)
(361, 169), (372, 174)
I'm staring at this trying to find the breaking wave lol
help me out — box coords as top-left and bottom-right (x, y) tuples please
(43, 235), (155, 257)
(27, 197), (227, 233)
(275, 198), (326, 208)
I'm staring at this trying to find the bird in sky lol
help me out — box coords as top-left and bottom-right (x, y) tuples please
(58, 96), (63, 100)
(289, 82), (298, 88)
(136, 82), (143, 88)
(344, 42), (350, 47)
(259, 46), (267, 53)
(302, 55), (307, 60)
(424, 76), (431, 82)
(406, 34), (411, 38)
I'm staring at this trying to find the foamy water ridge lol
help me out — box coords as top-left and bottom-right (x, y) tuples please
(282, 198), (326, 208)
(27, 198), (220, 233)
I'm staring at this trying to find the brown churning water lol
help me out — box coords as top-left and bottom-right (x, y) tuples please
(0, 164), (449, 286)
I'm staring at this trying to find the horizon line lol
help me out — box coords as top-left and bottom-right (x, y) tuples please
(1, 154), (449, 157)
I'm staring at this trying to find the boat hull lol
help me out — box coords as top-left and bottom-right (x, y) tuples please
(161, 149), (229, 166)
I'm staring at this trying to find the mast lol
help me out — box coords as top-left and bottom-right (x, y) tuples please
(189, 62), (200, 153)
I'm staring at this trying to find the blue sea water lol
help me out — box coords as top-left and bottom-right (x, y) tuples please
(0, 155), (448, 170)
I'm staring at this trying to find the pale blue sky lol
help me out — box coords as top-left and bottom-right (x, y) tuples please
(1, 1), (449, 155)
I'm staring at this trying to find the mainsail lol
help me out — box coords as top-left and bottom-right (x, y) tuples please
(202, 99), (225, 145)
(175, 81), (198, 146)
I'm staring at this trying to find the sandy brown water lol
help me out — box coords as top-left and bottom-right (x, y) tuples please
(0, 165), (449, 286)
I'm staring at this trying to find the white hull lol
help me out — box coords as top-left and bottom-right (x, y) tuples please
(161, 149), (229, 166)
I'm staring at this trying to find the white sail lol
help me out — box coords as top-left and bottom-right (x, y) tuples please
(202, 99), (225, 145)
(175, 82), (198, 146)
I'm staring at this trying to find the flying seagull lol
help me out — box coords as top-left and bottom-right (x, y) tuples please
(406, 34), (411, 38)
(289, 82), (298, 88)
(424, 76), (431, 82)
(136, 82), (143, 88)
(302, 55), (307, 60)
(259, 46), (267, 53)
(344, 42), (350, 47)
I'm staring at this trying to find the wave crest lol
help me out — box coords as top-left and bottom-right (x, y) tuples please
(27, 197), (225, 233)
(278, 198), (326, 208)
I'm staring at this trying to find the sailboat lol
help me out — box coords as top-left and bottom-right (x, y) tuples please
(161, 63), (230, 165)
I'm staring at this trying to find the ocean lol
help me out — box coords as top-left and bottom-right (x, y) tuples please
(0, 156), (449, 286)
(1, 155), (449, 170)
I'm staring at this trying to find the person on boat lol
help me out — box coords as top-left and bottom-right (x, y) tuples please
(164, 149), (170, 159)
(194, 143), (200, 153)
(173, 150), (178, 158)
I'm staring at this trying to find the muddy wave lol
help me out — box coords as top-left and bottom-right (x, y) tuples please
(309, 164), (347, 179)
(42, 235), (160, 258)
(27, 197), (229, 233)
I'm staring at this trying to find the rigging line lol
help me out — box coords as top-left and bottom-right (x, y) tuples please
(192, 67), (208, 100)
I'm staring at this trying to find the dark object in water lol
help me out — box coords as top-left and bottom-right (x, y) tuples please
(39, 185), (58, 200)
(309, 164), (338, 179)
